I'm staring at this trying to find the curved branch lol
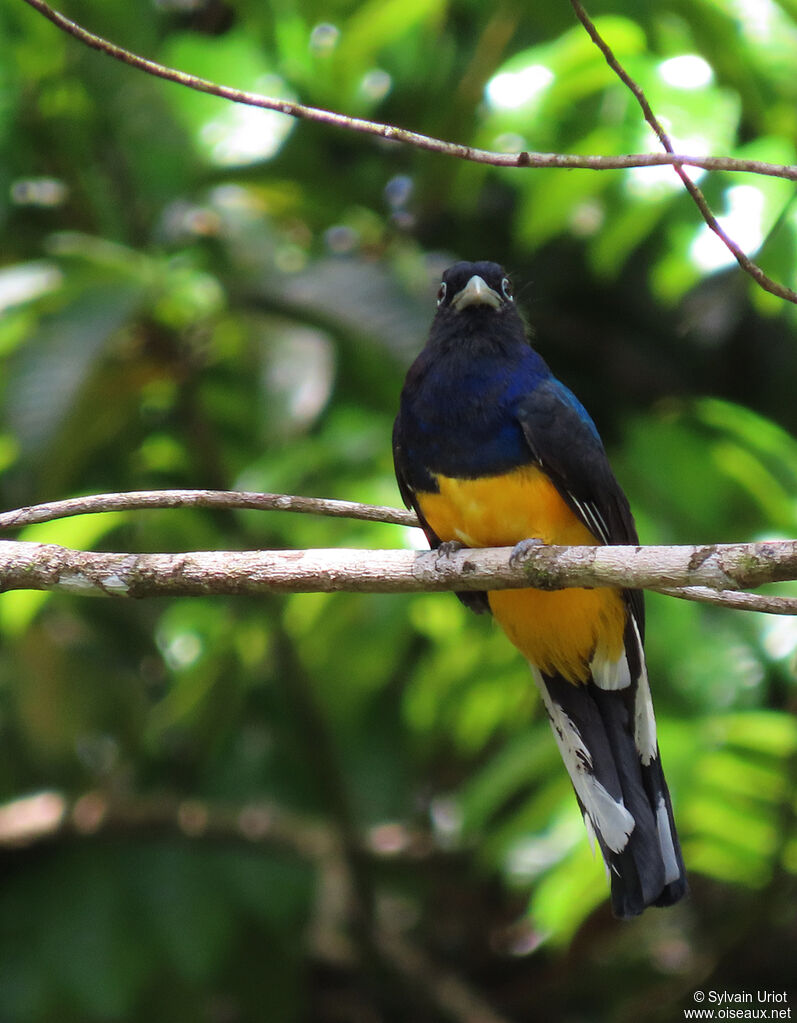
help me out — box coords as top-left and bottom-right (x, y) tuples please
(0, 790), (511, 1022)
(0, 789), (338, 859)
(2, 538), (797, 611)
(570, 0), (797, 305)
(19, 0), (797, 185)
(653, 585), (797, 615)
(0, 489), (418, 531)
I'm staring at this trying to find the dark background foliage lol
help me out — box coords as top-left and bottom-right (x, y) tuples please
(1, 0), (796, 1019)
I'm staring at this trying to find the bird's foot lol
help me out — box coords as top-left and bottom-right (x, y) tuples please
(434, 539), (464, 564)
(509, 537), (544, 567)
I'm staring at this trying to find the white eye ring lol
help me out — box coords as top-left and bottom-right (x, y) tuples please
(437, 282), (447, 306)
(501, 277), (513, 301)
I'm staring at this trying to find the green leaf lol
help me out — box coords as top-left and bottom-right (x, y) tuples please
(337, 0), (446, 74)
(129, 846), (235, 983)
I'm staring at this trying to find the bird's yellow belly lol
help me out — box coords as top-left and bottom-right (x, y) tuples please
(416, 465), (626, 683)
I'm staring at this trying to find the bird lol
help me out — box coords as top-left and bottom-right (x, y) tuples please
(392, 260), (687, 918)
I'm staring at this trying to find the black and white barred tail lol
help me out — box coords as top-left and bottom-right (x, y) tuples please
(530, 623), (686, 918)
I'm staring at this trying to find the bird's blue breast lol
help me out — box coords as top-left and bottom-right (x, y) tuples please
(398, 345), (552, 485)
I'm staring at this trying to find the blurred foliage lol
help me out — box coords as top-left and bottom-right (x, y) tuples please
(1, 0), (797, 1019)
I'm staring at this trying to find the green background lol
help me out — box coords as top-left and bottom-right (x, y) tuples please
(1, 0), (796, 1019)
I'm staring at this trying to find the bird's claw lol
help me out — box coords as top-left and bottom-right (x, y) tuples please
(509, 537), (544, 567)
(434, 539), (464, 563)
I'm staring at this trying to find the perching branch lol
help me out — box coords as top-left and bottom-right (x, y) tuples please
(6, 491), (797, 609)
(2, 536), (797, 614)
(2, 490), (796, 613)
(19, 0), (797, 304)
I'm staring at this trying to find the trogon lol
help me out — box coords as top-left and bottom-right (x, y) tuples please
(393, 261), (687, 918)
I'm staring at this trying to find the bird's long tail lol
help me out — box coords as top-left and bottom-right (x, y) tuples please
(531, 662), (687, 919)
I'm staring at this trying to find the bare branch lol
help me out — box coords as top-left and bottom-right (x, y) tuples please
(654, 585), (797, 615)
(0, 788), (512, 1023)
(0, 788), (431, 861)
(0, 489), (417, 531)
(19, 0), (797, 185)
(2, 538), (797, 610)
(570, 0), (797, 305)
(2, 492), (795, 611)
(0, 789), (338, 859)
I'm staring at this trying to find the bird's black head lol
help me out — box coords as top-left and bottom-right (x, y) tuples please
(436, 261), (514, 313)
(429, 261), (526, 353)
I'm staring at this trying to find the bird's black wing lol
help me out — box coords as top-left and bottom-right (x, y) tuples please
(392, 416), (436, 538)
(514, 377), (644, 638)
(516, 379), (687, 918)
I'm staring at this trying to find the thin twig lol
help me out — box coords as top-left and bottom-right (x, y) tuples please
(18, 0), (797, 185)
(570, 0), (797, 305)
(0, 489), (418, 531)
(654, 586), (797, 615)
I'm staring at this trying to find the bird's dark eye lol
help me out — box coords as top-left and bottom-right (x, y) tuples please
(437, 282), (447, 306)
(501, 277), (513, 301)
